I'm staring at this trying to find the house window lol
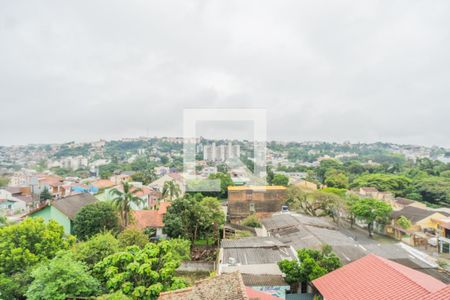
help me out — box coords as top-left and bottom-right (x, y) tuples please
(246, 190), (252, 200)
(249, 202), (255, 213)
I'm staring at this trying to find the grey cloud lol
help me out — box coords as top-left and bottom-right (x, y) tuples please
(0, 0), (449, 147)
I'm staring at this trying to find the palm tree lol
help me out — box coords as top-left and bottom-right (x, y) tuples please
(162, 181), (181, 201)
(111, 181), (144, 228)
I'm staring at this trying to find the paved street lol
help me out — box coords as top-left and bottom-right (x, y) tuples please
(263, 213), (450, 283)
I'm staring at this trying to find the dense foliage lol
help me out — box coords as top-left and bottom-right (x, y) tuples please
(118, 228), (150, 248)
(26, 252), (100, 300)
(241, 214), (262, 228)
(73, 202), (120, 240)
(351, 198), (392, 237)
(72, 232), (121, 268)
(278, 245), (342, 288)
(0, 218), (74, 275)
(163, 194), (224, 243)
(94, 239), (190, 299)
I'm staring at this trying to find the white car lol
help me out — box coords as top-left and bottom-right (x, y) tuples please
(428, 237), (438, 247)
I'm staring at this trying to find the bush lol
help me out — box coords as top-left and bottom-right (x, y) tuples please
(118, 228), (149, 248)
(72, 232), (121, 268)
(241, 214), (262, 228)
(0, 218), (74, 275)
(94, 239), (190, 299)
(97, 291), (132, 300)
(26, 252), (100, 300)
(73, 202), (120, 240)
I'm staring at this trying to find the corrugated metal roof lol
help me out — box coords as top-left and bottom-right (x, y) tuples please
(52, 193), (97, 220)
(222, 237), (285, 248)
(223, 247), (296, 265)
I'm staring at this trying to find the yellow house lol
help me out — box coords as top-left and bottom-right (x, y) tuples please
(391, 206), (446, 231)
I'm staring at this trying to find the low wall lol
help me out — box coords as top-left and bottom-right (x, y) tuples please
(177, 261), (215, 272)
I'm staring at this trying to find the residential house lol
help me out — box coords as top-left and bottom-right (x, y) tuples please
(434, 217), (450, 254)
(102, 182), (159, 209)
(148, 173), (186, 196)
(227, 186), (287, 224)
(131, 202), (171, 238)
(218, 237), (294, 298)
(27, 193), (97, 234)
(109, 173), (132, 185)
(92, 179), (115, 190)
(387, 206), (447, 246)
(312, 253), (449, 300)
(159, 271), (279, 300)
(262, 213), (366, 263)
(37, 175), (64, 198)
(0, 199), (26, 215)
(0, 186), (34, 213)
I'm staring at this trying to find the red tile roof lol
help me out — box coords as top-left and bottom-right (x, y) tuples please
(132, 210), (163, 228)
(92, 179), (114, 189)
(422, 285), (450, 300)
(158, 201), (171, 214)
(131, 202), (171, 229)
(312, 254), (447, 300)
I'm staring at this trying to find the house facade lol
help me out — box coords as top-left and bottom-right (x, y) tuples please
(27, 193), (97, 234)
(227, 186), (287, 223)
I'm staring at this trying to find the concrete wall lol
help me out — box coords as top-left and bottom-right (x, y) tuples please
(177, 261), (214, 272)
(228, 188), (287, 223)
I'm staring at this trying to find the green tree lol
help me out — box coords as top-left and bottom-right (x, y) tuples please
(396, 215), (412, 230)
(73, 202), (120, 240)
(0, 271), (33, 300)
(241, 214), (262, 228)
(324, 170), (349, 189)
(0, 176), (9, 187)
(199, 196), (225, 244)
(40, 186), (52, 202)
(0, 218), (74, 275)
(26, 252), (100, 300)
(111, 182), (144, 227)
(344, 193), (360, 228)
(414, 177), (450, 206)
(266, 167), (275, 185)
(351, 174), (411, 197)
(131, 169), (156, 185)
(162, 180), (182, 201)
(286, 186), (344, 222)
(278, 245), (341, 291)
(207, 172), (234, 198)
(317, 159), (344, 181)
(351, 198), (392, 237)
(97, 291), (132, 300)
(272, 174), (289, 186)
(72, 232), (121, 269)
(94, 240), (190, 299)
(163, 195), (224, 243)
(118, 228), (149, 248)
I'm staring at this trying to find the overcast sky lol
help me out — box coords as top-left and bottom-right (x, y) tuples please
(1, 1), (449, 147)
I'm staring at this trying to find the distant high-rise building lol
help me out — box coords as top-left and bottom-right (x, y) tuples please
(203, 142), (240, 162)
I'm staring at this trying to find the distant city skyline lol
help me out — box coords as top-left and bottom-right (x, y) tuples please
(1, 134), (449, 150)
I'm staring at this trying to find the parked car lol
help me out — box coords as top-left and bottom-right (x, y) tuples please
(281, 205), (289, 213)
(428, 237), (438, 247)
